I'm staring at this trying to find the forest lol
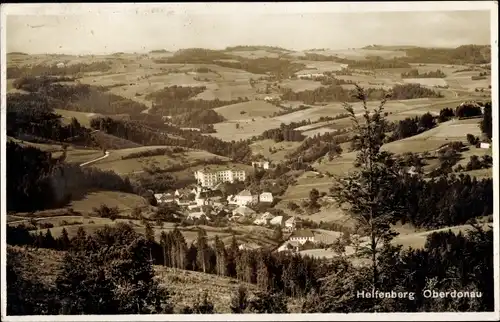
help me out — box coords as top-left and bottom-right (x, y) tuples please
(7, 142), (135, 213)
(401, 69), (447, 78)
(281, 83), (441, 104)
(7, 220), (494, 314)
(295, 45), (490, 66)
(145, 85), (244, 126)
(90, 117), (253, 161)
(6, 61), (113, 79)
(7, 92), (94, 146)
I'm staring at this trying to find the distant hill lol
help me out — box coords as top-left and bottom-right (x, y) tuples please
(225, 45), (294, 53)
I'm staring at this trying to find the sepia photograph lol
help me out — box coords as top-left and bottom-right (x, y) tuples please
(1, 2), (498, 321)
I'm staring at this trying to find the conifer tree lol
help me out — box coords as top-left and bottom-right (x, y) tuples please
(330, 85), (404, 291)
(196, 228), (210, 273)
(58, 228), (71, 250)
(214, 235), (227, 276)
(230, 285), (249, 313)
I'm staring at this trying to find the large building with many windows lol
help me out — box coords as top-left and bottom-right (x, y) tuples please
(194, 169), (246, 187)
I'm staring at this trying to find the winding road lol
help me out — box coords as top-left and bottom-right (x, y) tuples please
(80, 151), (110, 167)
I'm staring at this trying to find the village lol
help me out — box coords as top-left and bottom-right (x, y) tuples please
(152, 163), (330, 254)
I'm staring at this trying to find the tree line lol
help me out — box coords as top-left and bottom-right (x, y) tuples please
(281, 83), (441, 104)
(7, 142), (134, 212)
(7, 223), (329, 303)
(7, 218), (494, 313)
(288, 132), (344, 163)
(401, 69), (447, 78)
(7, 93), (95, 146)
(90, 117), (252, 161)
(10, 78), (148, 116)
(7, 61), (112, 79)
(145, 85), (250, 127)
(295, 45), (490, 66)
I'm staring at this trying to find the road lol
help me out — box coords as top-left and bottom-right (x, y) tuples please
(80, 151), (110, 167)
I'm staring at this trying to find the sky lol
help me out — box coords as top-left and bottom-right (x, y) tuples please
(5, 9), (492, 55)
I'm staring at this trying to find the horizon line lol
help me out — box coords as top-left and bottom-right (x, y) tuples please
(6, 43), (491, 56)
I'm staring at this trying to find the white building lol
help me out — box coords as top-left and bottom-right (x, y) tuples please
(56, 62), (65, 68)
(289, 229), (315, 245)
(264, 96), (281, 102)
(480, 142), (491, 149)
(234, 189), (258, 206)
(259, 192), (274, 203)
(253, 212), (275, 226)
(277, 240), (301, 253)
(284, 217), (301, 232)
(195, 189), (223, 206)
(296, 73), (324, 79)
(187, 211), (210, 221)
(252, 161), (270, 170)
(269, 216), (284, 227)
(154, 193), (175, 204)
(194, 169), (246, 188)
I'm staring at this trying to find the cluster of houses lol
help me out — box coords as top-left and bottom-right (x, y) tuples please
(252, 213), (300, 232)
(154, 184), (275, 222)
(153, 165), (325, 254)
(295, 73), (325, 80)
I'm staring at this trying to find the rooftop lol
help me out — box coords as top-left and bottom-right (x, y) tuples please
(290, 229), (315, 238)
(237, 189), (252, 197)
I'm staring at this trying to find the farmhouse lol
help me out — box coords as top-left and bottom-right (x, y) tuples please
(259, 192), (274, 203)
(154, 193), (175, 204)
(187, 211), (210, 221)
(180, 127), (201, 132)
(289, 229), (315, 244)
(253, 212), (275, 226)
(296, 73), (325, 79)
(277, 240), (300, 253)
(252, 161), (271, 170)
(269, 216), (284, 227)
(233, 189), (259, 206)
(238, 243), (261, 251)
(56, 62), (65, 68)
(195, 189), (224, 206)
(284, 216), (301, 232)
(194, 168), (246, 188)
(480, 142), (491, 149)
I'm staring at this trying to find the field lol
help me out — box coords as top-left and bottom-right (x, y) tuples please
(54, 109), (102, 127)
(10, 138), (105, 164)
(402, 78), (448, 87)
(291, 48), (407, 60)
(280, 79), (324, 92)
(211, 96), (476, 142)
(299, 223), (492, 261)
(90, 147), (229, 174)
(69, 190), (150, 214)
(156, 266), (261, 313)
(292, 60), (346, 73)
(281, 171), (335, 201)
(249, 139), (302, 162)
(229, 49), (281, 59)
(313, 118), (482, 176)
(214, 100), (282, 120)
